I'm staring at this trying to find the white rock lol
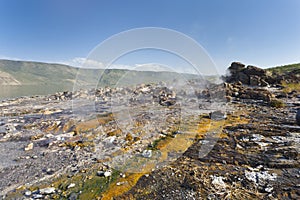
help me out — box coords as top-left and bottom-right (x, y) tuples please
(265, 186), (273, 193)
(39, 187), (55, 194)
(116, 182), (125, 186)
(24, 190), (32, 196)
(24, 143), (33, 151)
(104, 170), (112, 177)
(142, 150), (152, 158)
(141, 87), (150, 93)
(210, 175), (226, 189)
(67, 183), (76, 189)
(32, 194), (44, 199)
(245, 171), (277, 186)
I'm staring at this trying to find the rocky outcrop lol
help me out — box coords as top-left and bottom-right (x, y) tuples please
(225, 82), (274, 102)
(224, 62), (277, 86)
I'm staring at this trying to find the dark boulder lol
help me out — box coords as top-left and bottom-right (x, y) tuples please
(296, 109), (300, 125)
(236, 72), (249, 85)
(228, 62), (245, 73)
(249, 75), (260, 86)
(244, 65), (266, 76)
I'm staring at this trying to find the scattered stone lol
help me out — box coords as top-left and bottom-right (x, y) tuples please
(97, 170), (112, 177)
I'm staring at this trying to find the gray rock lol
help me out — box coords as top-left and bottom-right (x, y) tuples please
(209, 111), (226, 120)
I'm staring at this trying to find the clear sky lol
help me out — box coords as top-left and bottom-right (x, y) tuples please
(0, 0), (300, 73)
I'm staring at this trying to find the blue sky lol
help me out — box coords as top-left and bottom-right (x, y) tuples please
(0, 0), (300, 73)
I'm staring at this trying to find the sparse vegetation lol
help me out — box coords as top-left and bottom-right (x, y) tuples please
(282, 81), (300, 93)
(267, 63), (300, 75)
(269, 99), (285, 108)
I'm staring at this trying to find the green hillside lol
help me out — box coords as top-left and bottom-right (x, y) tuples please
(266, 63), (300, 74)
(0, 59), (81, 85)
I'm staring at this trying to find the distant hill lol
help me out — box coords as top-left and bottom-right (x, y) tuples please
(0, 59), (206, 95)
(0, 59), (202, 87)
(0, 59), (82, 86)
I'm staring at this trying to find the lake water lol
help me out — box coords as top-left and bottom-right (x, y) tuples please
(0, 84), (73, 100)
